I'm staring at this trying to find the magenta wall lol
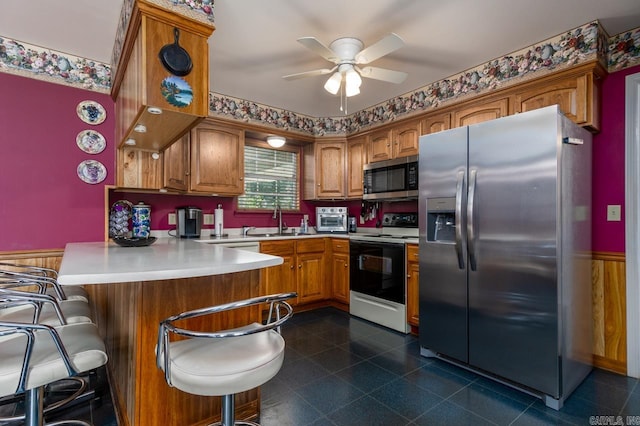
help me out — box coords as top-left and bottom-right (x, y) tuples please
(110, 193), (391, 232)
(0, 73), (115, 251)
(592, 64), (640, 253)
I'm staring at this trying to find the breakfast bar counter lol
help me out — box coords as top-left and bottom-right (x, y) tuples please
(58, 239), (283, 426)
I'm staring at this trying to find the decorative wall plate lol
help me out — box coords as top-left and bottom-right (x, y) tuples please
(76, 130), (106, 154)
(76, 100), (106, 125)
(77, 160), (107, 184)
(160, 76), (193, 108)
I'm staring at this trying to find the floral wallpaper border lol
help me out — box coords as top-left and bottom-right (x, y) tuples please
(0, 37), (112, 93)
(209, 21), (611, 136)
(1, 18), (639, 136)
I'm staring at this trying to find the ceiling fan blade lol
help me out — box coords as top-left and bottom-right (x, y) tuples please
(355, 33), (404, 64)
(297, 37), (339, 62)
(357, 66), (408, 84)
(282, 68), (334, 80)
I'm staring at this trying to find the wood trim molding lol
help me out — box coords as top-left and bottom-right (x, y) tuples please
(0, 249), (64, 259)
(593, 251), (626, 262)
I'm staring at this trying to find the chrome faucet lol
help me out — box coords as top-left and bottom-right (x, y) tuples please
(242, 225), (255, 237)
(272, 203), (287, 234)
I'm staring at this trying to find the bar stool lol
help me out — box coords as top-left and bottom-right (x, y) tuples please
(0, 264), (88, 303)
(156, 292), (296, 426)
(0, 321), (107, 426)
(0, 281), (95, 424)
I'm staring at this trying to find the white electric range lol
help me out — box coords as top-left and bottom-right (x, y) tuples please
(349, 213), (418, 333)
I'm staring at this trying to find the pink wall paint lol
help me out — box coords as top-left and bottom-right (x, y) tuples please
(592, 64), (640, 253)
(0, 73), (115, 251)
(110, 193), (386, 232)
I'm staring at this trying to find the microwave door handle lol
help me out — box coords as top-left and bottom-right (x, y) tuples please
(454, 170), (465, 270)
(467, 169), (477, 271)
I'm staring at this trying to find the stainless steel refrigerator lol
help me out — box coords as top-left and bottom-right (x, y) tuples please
(418, 105), (592, 410)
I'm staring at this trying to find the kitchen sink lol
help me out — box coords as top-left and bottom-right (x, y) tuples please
(245, 232), (309, 238)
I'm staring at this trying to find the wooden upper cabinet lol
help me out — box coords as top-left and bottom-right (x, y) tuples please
(391, 119), (420, 158)
(163, 134), (189, 191)
(117, 148), (163, 190)
(421, 112), (451, 135)
(514, 67), (602, 131)
(453, 97), (510, 128)
(304, 140), (346, 199)
(369, 119), (420, 163)
(368, 129), (393, 162)
(113, 2), (214, 151)
(347, 135), (367, 198)
(189, 122), (245, 195)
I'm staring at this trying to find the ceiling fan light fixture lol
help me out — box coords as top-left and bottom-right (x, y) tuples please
(324, 72), (342, 95)
(345, 68), (362, 97)
(267, 136), (286, 148)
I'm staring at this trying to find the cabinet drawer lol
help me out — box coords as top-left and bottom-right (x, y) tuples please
(331, 239), (349, 253)
(260, 240), (295, 255)
(296, 238), (326, 254)
(407, 244), (419, 262)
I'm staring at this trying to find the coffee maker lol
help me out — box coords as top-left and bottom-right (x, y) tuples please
(176, 207), (203, 238)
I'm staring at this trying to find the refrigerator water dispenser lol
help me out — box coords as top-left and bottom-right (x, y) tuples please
(426, 197), (456, 242)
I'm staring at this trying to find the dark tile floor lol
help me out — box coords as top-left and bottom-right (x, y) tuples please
(260, 308), (640, 426)
(4, 307), (637, 425)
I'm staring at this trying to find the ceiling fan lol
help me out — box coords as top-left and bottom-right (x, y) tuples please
(282, 33), (408, 99)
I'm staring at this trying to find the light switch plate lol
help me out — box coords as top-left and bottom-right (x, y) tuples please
(607, 205), (621, 222)
(203, 214), (214, 225)
(168, 213), (176, 225)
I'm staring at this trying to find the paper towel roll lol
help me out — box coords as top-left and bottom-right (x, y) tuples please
(214, 208), (224, 236)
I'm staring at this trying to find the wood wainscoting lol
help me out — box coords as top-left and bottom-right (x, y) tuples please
(0, 249), (63, 270)
(592, 251), (627, 375)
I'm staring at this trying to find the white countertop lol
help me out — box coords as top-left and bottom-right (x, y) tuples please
(57, 238), (283, 285)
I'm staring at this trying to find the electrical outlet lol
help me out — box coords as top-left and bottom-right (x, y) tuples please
(607, 205), (621, 222)
(168, 213), (176, 225)
(303, 214), (309, 221)
(203, 214), (214, 225)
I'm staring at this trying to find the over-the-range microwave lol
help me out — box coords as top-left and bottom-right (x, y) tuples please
(363, 155), (418, 200)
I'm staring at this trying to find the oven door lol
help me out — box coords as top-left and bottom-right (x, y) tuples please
(349, 240), (405, 304)
(317, 214), (347, 233)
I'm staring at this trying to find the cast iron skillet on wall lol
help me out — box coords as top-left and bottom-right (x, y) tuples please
(159, 27), (193, 76)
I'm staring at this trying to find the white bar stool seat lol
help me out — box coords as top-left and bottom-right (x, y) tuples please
(157, 292), (296, 426)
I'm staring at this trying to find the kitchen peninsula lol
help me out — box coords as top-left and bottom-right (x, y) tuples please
(57, 238), (283, 426)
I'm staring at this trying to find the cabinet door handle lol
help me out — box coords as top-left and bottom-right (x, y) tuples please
(298, 264), (302, 268)
(290, 265), (294, 269)
(344, 263), (348, 267)
(239, 177), (243, 180)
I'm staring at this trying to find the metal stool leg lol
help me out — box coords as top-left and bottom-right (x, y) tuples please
(222, 394), (234, 426)
(208, 394), (259, 426)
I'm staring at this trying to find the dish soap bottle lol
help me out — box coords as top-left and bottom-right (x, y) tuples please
(300, 218), (308, 234)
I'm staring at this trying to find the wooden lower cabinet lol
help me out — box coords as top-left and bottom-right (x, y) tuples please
(259, 240), (298, 305)
(260, 238), (327, 305)
(330, 239), (350, 304)
(406, 244), (420, 328)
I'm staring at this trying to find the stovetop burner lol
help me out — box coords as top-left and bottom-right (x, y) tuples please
(350, 213), (418, 243)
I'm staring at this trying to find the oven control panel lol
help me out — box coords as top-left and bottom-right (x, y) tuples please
(382, 212), (418, 228)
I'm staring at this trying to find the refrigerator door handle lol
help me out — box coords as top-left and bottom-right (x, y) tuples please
(467, 169), (477, 271)
(454, 170), (465, 269)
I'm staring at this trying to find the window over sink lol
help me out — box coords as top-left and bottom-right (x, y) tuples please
(238, 143), (300, 211)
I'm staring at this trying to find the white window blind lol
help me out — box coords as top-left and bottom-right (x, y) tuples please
(238, 145), (299, 210)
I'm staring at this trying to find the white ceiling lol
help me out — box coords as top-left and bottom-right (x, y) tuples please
(2, 0), (640, 117)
